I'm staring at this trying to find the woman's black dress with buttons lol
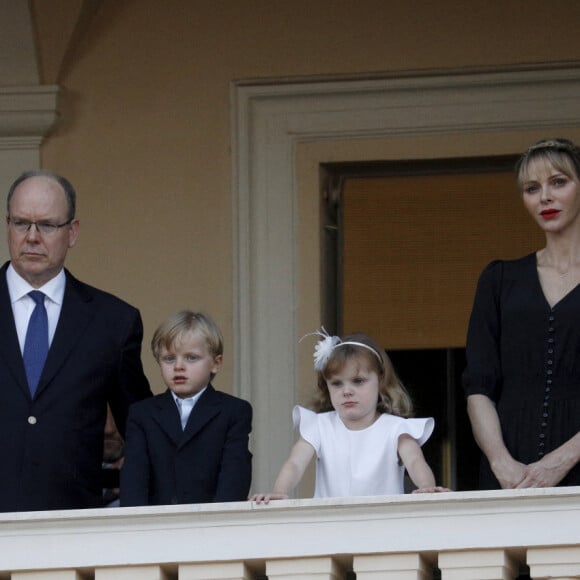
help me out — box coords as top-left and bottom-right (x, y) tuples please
(463, 253), (580, 489)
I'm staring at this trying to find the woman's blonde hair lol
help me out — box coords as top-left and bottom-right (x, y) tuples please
(516, 138), (580, 189)
(312, 332), (413, 418)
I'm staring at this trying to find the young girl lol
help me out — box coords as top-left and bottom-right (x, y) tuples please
(251, 330), (447, 502)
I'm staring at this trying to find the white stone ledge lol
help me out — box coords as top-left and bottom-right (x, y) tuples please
(0, 488), (578, 573)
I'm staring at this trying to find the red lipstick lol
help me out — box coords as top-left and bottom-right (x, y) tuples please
(540, 209), (560, 220)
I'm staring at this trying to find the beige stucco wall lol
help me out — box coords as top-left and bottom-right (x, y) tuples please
(27, 0), (580, 389)
(0, 0), (572, 497)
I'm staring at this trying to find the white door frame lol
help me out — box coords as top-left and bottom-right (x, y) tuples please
(231, 65), (580, 491)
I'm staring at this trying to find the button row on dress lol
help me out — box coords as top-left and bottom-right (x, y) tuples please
(539, 312), (556, 458)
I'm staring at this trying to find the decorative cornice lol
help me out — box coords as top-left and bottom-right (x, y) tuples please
(0, 85), (60, 140)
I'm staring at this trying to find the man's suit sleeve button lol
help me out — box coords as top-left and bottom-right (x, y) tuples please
(27, 416), (37, 425)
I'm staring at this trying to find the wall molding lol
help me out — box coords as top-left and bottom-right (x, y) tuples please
(0, 85), (60, 146)
(0, 84), (60, 262)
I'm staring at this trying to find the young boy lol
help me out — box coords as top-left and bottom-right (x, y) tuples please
(120, 311), (252, 506)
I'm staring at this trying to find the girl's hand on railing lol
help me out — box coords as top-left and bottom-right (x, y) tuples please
(249, 492), (290, 504)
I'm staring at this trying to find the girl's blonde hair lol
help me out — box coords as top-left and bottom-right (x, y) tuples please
(312, 332), (413, 418)
(516, 138), (580, 189)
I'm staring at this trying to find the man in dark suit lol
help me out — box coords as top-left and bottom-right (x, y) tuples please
(0, 170), (152, 512)
(120, 311), (252, 506)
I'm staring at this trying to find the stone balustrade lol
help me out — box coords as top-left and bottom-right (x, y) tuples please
(0, 488), (579, 579)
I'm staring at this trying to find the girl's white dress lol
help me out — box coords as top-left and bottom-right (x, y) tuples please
(293, 405), (434, 497)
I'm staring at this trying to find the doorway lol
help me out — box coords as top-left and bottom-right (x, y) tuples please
(321, 156), (544, 489)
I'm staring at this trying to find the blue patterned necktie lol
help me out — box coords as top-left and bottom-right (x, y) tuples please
(23, 291), (49, 396)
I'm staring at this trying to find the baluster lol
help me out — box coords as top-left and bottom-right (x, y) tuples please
(266, 556), (346, 580)
(438, 549), (519, 580)
(95, 565), (170, 579)
(12, 572), (87, 580)
(353, 552), (433, 579)
(179, 561), (258, 579)
(527, 545), (580, 580)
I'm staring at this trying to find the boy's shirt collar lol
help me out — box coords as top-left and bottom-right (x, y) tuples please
(171, 386), (208, 430)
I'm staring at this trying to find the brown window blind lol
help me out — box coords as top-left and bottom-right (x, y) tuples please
(341, 172), (544, 349)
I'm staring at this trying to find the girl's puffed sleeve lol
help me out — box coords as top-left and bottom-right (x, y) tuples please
(395, 416), (434, 447)
(292, 405), (320, 454)
(462, 260), (504, 403)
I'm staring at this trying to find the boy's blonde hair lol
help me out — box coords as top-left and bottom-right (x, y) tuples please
(312, 332), (413, 418)
(516, 138), (580, 189)
(151, 310), (223, 362)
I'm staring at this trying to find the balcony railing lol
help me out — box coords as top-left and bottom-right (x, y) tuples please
(0, 487), (579, 579)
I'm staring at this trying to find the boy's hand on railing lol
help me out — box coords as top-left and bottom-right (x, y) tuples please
(249, 492), (289, 504)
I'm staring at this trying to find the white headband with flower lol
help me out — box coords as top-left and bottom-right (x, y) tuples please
(301, 327), (383, 371)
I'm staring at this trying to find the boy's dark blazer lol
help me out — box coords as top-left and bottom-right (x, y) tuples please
(120, 385), (253, 506)
(0, 262), (152, 512)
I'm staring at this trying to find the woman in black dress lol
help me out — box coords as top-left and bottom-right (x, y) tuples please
(464, 138), (580, 489)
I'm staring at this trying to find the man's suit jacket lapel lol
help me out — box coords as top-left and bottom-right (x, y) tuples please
(35, 270), (95, 397)
(0, 266), (99, 399)
(0, 263), (28, 396)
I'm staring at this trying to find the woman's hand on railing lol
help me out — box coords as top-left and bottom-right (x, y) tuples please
(412, 486), (450, 493)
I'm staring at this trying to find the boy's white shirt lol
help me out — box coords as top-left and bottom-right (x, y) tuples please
(172, 386), (208, 430)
